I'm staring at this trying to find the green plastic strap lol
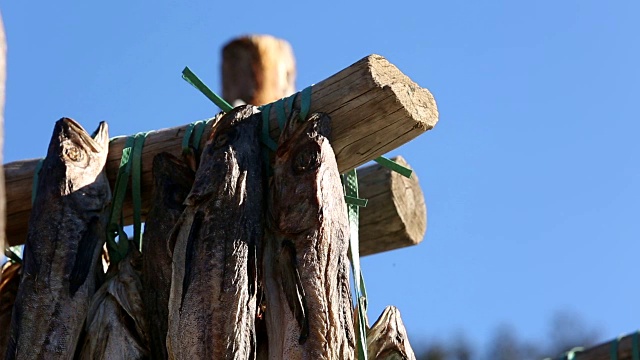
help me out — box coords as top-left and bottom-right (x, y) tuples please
(563, 347), (583, 360)
(261, 105), (277, 152)
(298, 86), (312, 122)
(182, 122), (196, 154)
(343, 168), (368, 360)
(4, 247), (22, 264)
(611, 337), (620, 360)
(31, 159), (44, 204)
(182, 67), (233, 112)
(344, 195), (368, 207)
(633, 332), (639, 360)
(191, 121), (206, 150)
(374, 156), (413, 178)
(131, 132), (149, 250)
(106, 136), (136, 263)
(275, 98), (287, 132)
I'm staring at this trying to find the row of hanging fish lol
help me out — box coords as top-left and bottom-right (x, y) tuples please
(0, 107), (416, 359)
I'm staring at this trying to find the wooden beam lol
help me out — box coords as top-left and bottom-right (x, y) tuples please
(359, 156), (426, 256)
(221, 35), (296, 106)
(567, 333), (639, 360)
(4, 54), (438, 247)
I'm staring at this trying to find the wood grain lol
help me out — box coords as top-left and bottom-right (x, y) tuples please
(359, 156), (426, 256)
(4, 54), (438, 248)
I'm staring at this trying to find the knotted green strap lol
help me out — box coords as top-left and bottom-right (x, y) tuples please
(107, 132), (149, 262)
(343, 168), (369, 360)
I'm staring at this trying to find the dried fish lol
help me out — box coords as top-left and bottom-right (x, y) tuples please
(167, 106), (263, 360)
(77, 246), (149, 360)
(366, 306), (415, 360)
(6, 118), (111, 360)
(264, 112), (355, 359)
(142, 153), (194, 359)
(0, 262), (21, 356)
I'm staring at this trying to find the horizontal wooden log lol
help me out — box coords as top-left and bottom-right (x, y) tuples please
(4, 54), (438, 248)
(359, 156), (426, 256)
(566, 333), (640, 360)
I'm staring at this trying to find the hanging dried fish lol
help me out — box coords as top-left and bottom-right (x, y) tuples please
(5, 118), (111, 360)
(263, 112), (355, 359)
(142, 153), (194, 360)
(0, 262), (21, 356)
(366, 306), (416, 360)
(167, 106), (263, 360)
(77, 246), (149, 360)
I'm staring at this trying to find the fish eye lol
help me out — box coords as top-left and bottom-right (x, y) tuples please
(65, 146), (85, 162)
(213, 130), (234, 149)
(293, 149), (320, 173)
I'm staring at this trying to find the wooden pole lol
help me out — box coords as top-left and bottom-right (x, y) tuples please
(222, 35), (296, 106)
(4, 54), (438, 248)
(359, 156), (426, 256)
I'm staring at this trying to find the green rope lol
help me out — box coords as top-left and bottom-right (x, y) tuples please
(181, 67), (232, 112)
(343, 168), (369, 360)
(633, 332), (639, 360)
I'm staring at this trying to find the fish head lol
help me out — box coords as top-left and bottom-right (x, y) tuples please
(42, 118), (111, 210)
(185, 106), (261, 205)
(366, 306), (416, 360)
(271, 112), (339, 234)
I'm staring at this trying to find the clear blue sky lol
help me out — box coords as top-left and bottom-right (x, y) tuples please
(3, 0), (640, 355)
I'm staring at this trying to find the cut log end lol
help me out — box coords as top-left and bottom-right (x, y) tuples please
(358, 156), (427, 256)
(368, 54), (439, 132)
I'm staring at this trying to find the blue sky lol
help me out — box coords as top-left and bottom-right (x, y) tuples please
(3, 0), (640, 355)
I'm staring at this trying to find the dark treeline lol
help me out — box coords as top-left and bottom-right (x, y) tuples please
(415, 311), (601, 360)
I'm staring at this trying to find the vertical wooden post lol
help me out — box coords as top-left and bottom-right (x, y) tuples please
(221, 34), (296, 106)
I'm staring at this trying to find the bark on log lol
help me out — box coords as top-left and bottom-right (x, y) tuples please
(567, 333), (640, 360)
(359, 156), (426, 256)
(222, 34), (296, 106)
(4, 54), (438, 249)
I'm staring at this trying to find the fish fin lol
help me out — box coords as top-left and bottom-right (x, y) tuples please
(277, 239), (309, 344)
(70, 216), (101, 296)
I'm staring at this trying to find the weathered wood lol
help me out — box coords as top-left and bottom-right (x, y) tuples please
(222, 34), (296, 106)
(359, 156), (426, 256)
(566, 333), (640, 360)
(4, 54), (438, 247)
